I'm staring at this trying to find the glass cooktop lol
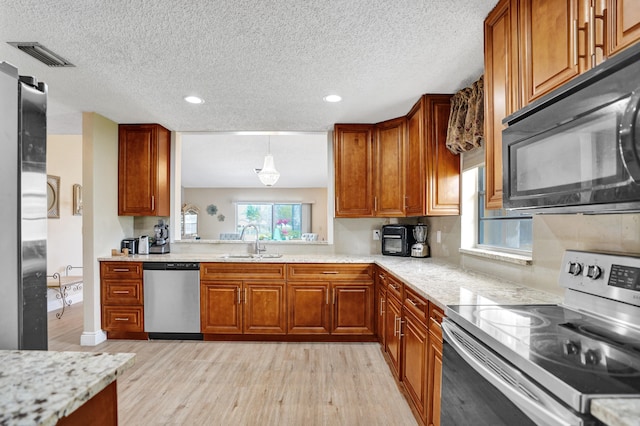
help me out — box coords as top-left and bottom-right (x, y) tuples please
(446, 304), (640, 405)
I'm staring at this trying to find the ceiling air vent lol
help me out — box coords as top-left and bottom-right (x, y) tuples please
(7, 42), (75, 67)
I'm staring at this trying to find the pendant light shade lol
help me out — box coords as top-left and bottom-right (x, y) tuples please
(256, 137), (280, 186)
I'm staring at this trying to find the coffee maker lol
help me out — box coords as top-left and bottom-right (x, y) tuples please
(411, 223), (430, 258)
(149, 220), (170, 254)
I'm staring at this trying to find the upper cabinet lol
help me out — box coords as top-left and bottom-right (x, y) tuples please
(483, 0), (640, 210)
(484, 0), (520, 210)
(374, 117), (407, 217)
(519, 0), (581, 104)
(334, 95), (459, 219)
(118, 123), (171, 216)
(334, 124), (374, 218)
(608, 0), (640, 56)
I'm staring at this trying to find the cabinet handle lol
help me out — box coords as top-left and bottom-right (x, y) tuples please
(326, 288), (329, 305)
(332, 288), (336, 305)
(398, 318), (404, 338)
(380, 298), (385, 316)
(113, 290), (130, 294)
(374, 196), (378, 212)
(113, 268), (129, 272)
(237, 287), (241, 305)
(378, 273), (385, 279)
(573, 19), (579, 66)
(151, 195), (155, 211)
(244, 288), (247, 304)
(408, 299), (417, 307)
(114, 317), (129, 321)
(393, 315), (398, 336)
(322, 271), (339, 274)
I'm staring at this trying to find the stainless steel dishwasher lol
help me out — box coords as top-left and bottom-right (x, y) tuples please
(143, 262), (202, 339)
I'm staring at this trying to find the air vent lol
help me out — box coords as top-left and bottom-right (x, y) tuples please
(7, 42), (75, 67)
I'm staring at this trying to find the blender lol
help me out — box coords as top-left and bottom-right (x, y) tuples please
(411, 223), (429, 258)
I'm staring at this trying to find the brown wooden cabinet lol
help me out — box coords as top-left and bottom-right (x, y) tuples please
(200, 263), (287, 335)
(374, 117), (406, 217)
(287, 264), (374, 335)
(384, 273), (403, 379)
(100, 261), (145, 338)
(608, 0), (640, 55)
(333, 124), (374, 217)
(405, 99), (427, 216)
(424, 95), (459, 216)
(426, 305), (445, 426)
(402, 293), (429, 423)
(519, 0), (581, 104)
(484, 0), (520, 210)
(118, 123), (170, 216)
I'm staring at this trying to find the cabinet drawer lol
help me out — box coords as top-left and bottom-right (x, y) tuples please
(102, 306), (144, 332)
(200, 263), (285, 280)
(102, 279), (143, 305)
(404, 286), (428, 323)
(430, 304), (445, 324)
(287, 264), (373, 281)
(101, 262), (142, 279)
(429, 304), (445, 341)
(386, 274), (403, 301)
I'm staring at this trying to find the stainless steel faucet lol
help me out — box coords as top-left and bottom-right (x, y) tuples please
(240, 224), (266, 255)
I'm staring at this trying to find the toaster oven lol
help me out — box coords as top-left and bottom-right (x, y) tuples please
(381, 225), (416, 257)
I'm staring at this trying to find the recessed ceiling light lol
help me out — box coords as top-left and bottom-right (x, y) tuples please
(323, 94), (342, 103)
(184, 96), (204, 104)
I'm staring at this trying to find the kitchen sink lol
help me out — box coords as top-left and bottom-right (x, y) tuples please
(218, 254), (283, 259)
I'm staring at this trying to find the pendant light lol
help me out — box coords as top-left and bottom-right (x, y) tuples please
(255, 136), (280, 186)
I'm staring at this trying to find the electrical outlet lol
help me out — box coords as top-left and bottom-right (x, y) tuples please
(373, 230), (381, 241)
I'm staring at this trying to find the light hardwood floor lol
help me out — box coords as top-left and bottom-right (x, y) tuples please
(48, 304), (418, 425)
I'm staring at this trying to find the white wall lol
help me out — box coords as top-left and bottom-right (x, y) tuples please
(46, 134), (83, 311)
(81, 112), (134, 346)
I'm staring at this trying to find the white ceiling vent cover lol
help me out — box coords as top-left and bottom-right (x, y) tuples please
(7, 42), (75, 67)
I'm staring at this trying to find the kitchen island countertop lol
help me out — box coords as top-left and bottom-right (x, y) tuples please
(0, 350), (135, 425)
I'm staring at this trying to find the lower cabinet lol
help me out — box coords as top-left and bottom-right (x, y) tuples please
(200, 263), (287, 335)
(287, 263), (374, 336)
(377, 265), (445, 426)
(100, 261), (145, 338)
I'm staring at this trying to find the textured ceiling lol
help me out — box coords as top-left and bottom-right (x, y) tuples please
(0, 0), (497, 134)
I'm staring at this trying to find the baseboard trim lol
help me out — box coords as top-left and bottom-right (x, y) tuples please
(80, 330), (107, 346)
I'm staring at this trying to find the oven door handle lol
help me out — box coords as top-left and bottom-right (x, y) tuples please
(442, 320), (585, 426)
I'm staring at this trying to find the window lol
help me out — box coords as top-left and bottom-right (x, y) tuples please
(477, 166), (533, 252)
(236, 203), (310, 240)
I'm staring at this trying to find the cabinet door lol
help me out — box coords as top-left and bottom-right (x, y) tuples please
(402, 309), (429, 423)
(287, 283), (330, 334)
(427, 324), (443, 426)
(200, 281), (242, 334)
(331, 283), (374, 335)
(374, 117), (406, 217)
(118, 124), (170, 216)
(484, 0), (519, 210)
(384, 295), (403, 378)
(608, 0), (640, 55)
(520, 0), (581, 104)
(244, 281), (286, 334)
(425, 95), (459, 216)
(405, 98), (426, 216)
(334, 124), (374, 217)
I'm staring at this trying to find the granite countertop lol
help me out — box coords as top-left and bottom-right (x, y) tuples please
(0, 350), (135, 426)
(98, 253), (640, 425)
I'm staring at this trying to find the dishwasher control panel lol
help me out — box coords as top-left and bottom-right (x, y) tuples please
(143, 262), (200, 270)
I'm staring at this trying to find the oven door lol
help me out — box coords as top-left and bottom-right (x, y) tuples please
(441, 320), (592, 426)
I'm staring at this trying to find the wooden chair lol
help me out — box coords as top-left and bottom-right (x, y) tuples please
(47, 265), (83, 319)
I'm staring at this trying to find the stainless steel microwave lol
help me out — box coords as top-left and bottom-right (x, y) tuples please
(502, 41), (640, 214)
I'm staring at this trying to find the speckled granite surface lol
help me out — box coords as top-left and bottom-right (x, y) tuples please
(591, 399), (640, 426)
(0, 350), (135, 426)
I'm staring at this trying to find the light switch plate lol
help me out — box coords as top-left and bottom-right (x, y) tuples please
(436, 230), (442, 243)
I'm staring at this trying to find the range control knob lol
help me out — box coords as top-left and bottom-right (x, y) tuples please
(562, 340), (580, 356)
(565, 261), (583, 276)
(584, 265), (602, 280)
(580, 349), (600, 366)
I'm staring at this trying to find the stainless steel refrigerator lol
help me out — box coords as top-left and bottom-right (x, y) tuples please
(0, 61), (48, 350)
